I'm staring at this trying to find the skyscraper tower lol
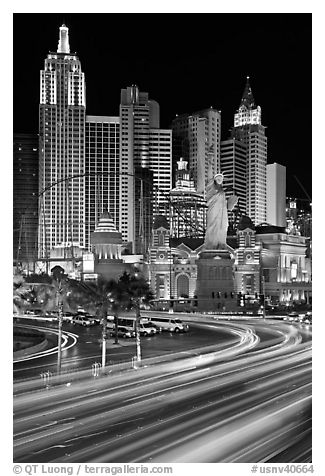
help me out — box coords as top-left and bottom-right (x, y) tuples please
(172, 108), (221, 195)
(119, 85), (172, 253)
(85, 115), (120, 250)
(267, 163), (286, 227)
(220, 138), (247, 214)
(38, 25), (86, 258)
(13, 134), (39, 268)
(230, 77), (267, 225)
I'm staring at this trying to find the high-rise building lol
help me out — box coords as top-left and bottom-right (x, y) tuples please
(85, 116), (120, 249)
(266, 163), (286, 227)
(134, 167), (154, 255)
(149, 129), (172, 216)
(119, 85), (172, 252)
(13, 134), (39, 267)
(230, 77), (267, 225)
(172, 108), (221, 194)
(220, 138), (247, 215)
(38, 25), (86, 258)
(169, 158), (207, 238)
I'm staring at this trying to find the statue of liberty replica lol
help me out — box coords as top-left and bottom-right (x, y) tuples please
(204, 159), (238, 251)
(195, 146), (238, 311)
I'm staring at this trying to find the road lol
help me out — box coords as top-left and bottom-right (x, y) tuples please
(13, 316), (252, 381)
(13, 316), (312, 463)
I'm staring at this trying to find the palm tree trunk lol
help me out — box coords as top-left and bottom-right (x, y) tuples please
(102, 310), (107, 368)
(135, 303), (141, 363)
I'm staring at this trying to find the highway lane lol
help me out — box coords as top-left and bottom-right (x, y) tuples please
(13, 315), (304, 384)
(13, 319), (312, 463)
(13, 318), (240, 381)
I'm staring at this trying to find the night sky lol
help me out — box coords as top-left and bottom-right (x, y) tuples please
(13, 13), (312, 199)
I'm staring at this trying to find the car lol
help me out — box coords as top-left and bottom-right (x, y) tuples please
(72, 315), (96, 326)
(302, 312), (312, 325)
(139, 323), (157, 336)
(149, 317), (189, 333)
(110, 326), (135, 339)
(286, 311), (299, 322)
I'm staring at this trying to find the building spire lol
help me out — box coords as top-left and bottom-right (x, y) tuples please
(57, 24), (70, 54)
(239, 76), (255, 109)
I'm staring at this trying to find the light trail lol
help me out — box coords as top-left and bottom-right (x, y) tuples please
(14, 324), (79, 363)
(13, 318), (312, 463)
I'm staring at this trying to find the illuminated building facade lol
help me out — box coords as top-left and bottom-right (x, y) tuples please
(266, 163), (286, 227)
(38, 25), (86, 257)
(148, 216), (199, 302)
(85, 210), (130, 282)
(149, 129), (172, 216)
(172, 108), (221, 194)
(170, 239), (201, 300)
(148, 216), (173, 300)
(233, 216), (261, 297)
(148, 219), (311, 308)
(134, 167), (154, 255)
(119, 85), (172, 252)
(169, 158), (207, 238)
(85, 116), (120, 250)
(220, 138), (247, 227)
(13, 134), (39, 268)
(230, 77), (267, 225)
(255, 225), (312, 304)
(286, 197), (312, 239)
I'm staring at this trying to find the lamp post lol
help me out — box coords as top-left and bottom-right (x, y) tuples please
(101, 297), (109, 369)
(169, 247), (174, 313)
(262, 273), (266, 320)
(260, 269), (266, 320)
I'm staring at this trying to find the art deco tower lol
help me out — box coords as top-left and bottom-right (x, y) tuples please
(38, 25), (86, 258)
(230, 77), (267, 225)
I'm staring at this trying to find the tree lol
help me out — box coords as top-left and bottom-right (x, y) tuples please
(34, 272), (78, 374)
(30, 269), (88, 374)
(118, 272), (154, 364)
(13, 274), (34, 314)
(80, 278), (128, 367)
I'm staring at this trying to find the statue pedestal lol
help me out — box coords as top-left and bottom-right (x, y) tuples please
(195, 249), (237, 312)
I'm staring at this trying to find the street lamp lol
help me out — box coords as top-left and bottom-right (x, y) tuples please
(260, 271), (266, 320)
(169, 247), (174, 313)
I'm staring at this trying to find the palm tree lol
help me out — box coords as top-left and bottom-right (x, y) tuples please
(34, 270), (79, 374)
(28, 267), (88, 374)
(13, 274), (34, 314)
(80, 278), (128, 368)
(118, 272), (154, 364)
